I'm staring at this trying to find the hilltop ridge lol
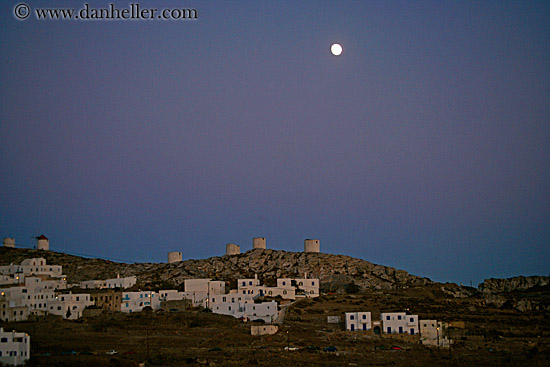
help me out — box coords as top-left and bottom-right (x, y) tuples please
(0, 247), (432, 292)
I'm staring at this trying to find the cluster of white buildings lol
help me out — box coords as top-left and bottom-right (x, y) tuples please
(1, 258), (70, 321)
(1, 256), (319, 326)
(120, 275), (319, 324)
(345, 312), (451, 347)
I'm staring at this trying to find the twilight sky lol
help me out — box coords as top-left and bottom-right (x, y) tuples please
(1, 1), (548, 286)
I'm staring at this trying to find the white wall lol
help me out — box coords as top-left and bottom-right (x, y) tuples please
(0, 328), (30, 366)
(121, 291), (160, 313)
(381, 312), (419, 335)
(48, 293), (93, 320)
(345, 312), (372, 331)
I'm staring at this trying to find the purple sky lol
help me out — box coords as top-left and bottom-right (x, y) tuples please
(1, 1), (548, 286)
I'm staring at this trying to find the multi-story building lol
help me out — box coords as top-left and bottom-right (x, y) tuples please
(121, 291), (160, 313)
(0, 296), (28, 322)
(48, 293), (93, 320)
(381, 312), (419, 335)
(0, 328), (30, 366)
(236, 276), (319, 300)
(182, 279), (225, 308)
(345, 312), (372, 331)
(89, 290), (122, 312)
(210, 293), (277, 323)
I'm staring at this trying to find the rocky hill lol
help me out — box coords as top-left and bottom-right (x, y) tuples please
(0, 247), (433, 292)
(479, 275), (549, 294)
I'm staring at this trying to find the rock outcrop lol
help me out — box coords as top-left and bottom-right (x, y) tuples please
(479, 276), (549, 294)
(478, 276), (550, 313)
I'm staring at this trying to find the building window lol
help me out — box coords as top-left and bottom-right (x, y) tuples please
(386, 316), (390, 320)
(350, 315), (354, 320)
(397, 315), (401, 320)
(362, 315), (366, 319)
(410, 318), (414, 322)
(1, 337), (7, 343)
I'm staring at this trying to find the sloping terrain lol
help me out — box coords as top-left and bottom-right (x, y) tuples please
(0, 247), (434, 292)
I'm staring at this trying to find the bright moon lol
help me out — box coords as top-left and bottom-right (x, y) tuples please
(331, 43), (343, 56)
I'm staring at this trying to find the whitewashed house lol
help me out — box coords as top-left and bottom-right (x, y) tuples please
(158, 290), (185, 302)
(277, 278), (319, 298)
(121, 291), (161, 313)
(345, 312), (372, 331)
(182, 279), (225, 308)
(0, 296), (28, 322)
(0, 274), (25, 286)
(210, 293), (277, 323)
(80, 280), (107, 289)
(106, 275), (137, 289)
(80, 275), (136, 290)
(0, 328), (30, 366)
(420, 320), (451, 347)
(48, 293), (93, 319)
(236, 275), (319, 300)
(381, 312), (419, 335)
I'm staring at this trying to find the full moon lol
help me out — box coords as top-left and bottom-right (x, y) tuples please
(331, 43), (343, 56)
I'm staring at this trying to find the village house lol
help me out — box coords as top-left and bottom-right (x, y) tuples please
(0, 295), (28, 322)
(106, 275), (137, 289)
(121, 291), (161, 313)
(209, 293), (278, 323)
(48, 293), (93, 320)
(81, 275), (136, 290)
(381, 312), (419, 335)
(345, 312), (372, 331)
(236, 275), (319, 300)
(80, 280), (107, 289)
(182, 279), (225, 308)
(89, 289), (122, 312)
(0, 328), (30, 366)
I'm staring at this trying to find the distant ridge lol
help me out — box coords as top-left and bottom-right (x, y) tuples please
(0, 247), (434, 292)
